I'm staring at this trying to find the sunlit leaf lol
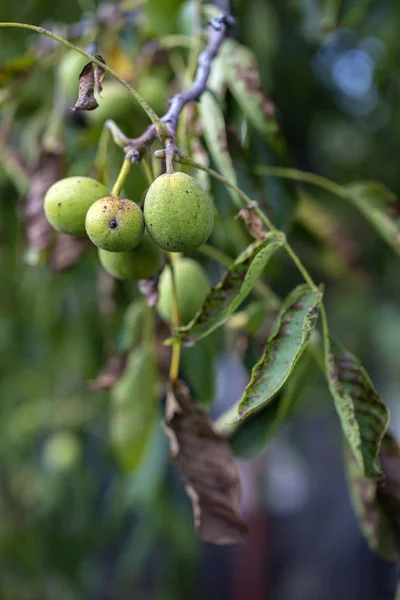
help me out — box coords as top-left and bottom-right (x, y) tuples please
(346, 432), (400, 562)
(199, 90), (241, 207)
(325, 337), (389, 478)
(238, 284), (322, 420)
(174, 233), (284, 344)
(111, 345), (158, 471)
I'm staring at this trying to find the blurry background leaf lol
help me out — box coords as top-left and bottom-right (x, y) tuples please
(199, 90), (241, 207)
(111, 344), (159, 472)
(343, 182), (400, 256)
(221, 39), (283, 152)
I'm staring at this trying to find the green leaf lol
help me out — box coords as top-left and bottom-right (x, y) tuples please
(199, 90), (241, 207)
(345, 432), (400, 562)
(343, 182), (400, 255)
(238, 284), (322, 419)
(174, 234), (284, 344)
(229, 352), (311, 458)
(325, 337), (389, 479)
(111, 345), (158, 471)
(220, 40), (283, 151)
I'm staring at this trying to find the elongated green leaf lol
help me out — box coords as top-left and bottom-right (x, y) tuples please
(230, 352), (312, 458)
(346, 432), (400, 562)
(238, 284), (322, 419)
(174, 234), (284, 344)
(220, 40), (283, 151)
(111, 345), (158, 471)
(325, 337), (389, 478)
(343, 182), (400, 255)
(199, 91), (241, 207)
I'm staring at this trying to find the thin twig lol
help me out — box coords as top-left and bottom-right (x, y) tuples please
(124, 12), (235, 162)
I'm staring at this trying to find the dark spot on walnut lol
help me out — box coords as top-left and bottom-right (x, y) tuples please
(109, 219), (118, 230)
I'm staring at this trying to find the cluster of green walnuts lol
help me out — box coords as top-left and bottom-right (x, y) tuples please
(44, 169), (213, 324)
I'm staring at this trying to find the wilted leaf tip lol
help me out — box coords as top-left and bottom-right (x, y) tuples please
(164, 380), (248, 545)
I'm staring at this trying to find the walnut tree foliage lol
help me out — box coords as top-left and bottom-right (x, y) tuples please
(1, 0), (400, 598)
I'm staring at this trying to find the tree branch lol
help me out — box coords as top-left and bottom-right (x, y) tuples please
(123, 12), (235, 162)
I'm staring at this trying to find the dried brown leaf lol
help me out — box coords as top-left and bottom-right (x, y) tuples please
(164, 380), (248, 545)
(87, 352), (128, 391)
(236, 204), (267, 241)
(50, 233), (90, 271)
(71, 55), (106, 112)
(23, 149), (62, 256)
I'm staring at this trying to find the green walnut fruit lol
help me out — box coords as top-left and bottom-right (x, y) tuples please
(85, 196), (144, 252)
(86, 81), (133, 126)
(157, 258), (209, 325)
(144, 172), (214, 252)
(44, 176), (109, 236)
(99, 232), (163, 280)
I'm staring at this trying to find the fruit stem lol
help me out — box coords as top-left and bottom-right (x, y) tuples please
(141, 155), (155, 187)
(167, 253), (182, 382)
(111, 158), (131, 197)
(165, 140), (176, 175)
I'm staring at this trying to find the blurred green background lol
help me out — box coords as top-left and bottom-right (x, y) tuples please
(0, 0), (399, 599)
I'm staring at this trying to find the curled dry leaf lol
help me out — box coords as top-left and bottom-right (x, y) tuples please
(50, 233), (91, 271)
(236, 204), (267, 241)
(23, 149), (62, 258)
(71, 54), (106, 112)
(87, 352), (128, 391)
(164, 380), (248, 545)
